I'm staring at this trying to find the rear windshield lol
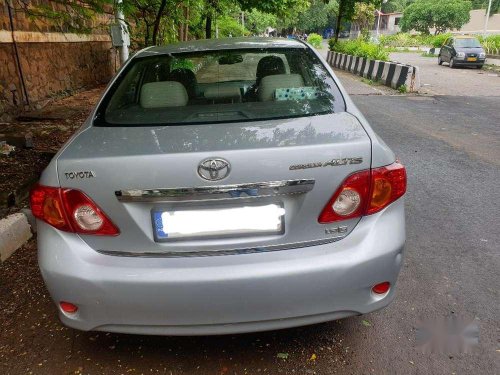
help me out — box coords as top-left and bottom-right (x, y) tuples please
(95, 47), (344, 126)
(454, 38), (481, 48)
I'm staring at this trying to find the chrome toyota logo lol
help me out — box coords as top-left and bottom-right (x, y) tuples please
(198, 158), (231, 181)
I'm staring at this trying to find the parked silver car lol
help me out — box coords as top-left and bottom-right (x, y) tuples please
(31, 37), (407, 335)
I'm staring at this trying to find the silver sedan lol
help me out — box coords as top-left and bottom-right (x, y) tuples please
(31, 37), (406, 335)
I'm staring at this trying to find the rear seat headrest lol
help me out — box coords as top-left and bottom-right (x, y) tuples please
(140, 81), (188, 109)
(258, 74), (304, 102)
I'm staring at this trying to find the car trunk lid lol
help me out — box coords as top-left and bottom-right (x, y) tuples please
(57, 112), (372, 255)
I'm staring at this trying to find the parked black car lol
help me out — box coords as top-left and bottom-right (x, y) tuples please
(438, 36), (486, 69)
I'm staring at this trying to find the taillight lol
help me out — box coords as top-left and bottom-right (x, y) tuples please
(367, 162), (407, 215)
(318, 171), (370, 223)
(30, 184), (119, 236)
(318, 162), (406, 223)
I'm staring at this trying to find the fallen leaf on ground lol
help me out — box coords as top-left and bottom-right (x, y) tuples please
(361, 319), (372, 327)
(277, 352), (289, 360)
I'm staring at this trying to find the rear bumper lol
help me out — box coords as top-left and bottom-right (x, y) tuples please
(38, 199), (405, 335)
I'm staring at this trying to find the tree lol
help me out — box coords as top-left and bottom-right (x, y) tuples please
(245, 9), (278, 35)
(291, 0), (338, 33)
(381, 0), (414, 13)
(400, 0), (472, 35)
(471, 0), (500, 13)
(331, 0), (377, 43)
(352, 2), (376, 38)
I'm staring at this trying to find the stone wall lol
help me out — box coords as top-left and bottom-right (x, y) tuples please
(0, 0), (116, 115)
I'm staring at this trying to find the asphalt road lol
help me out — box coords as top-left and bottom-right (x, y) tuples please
(390, 52), (500, 96)
(1, 56), (500, 375)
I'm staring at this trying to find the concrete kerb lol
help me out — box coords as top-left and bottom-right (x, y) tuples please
(0, 211), (34, 262)
(326, 50), (421, 92)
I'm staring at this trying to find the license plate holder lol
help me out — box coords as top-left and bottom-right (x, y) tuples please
(152, 203), (285, 242)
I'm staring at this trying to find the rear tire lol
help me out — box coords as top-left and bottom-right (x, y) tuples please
(449, 58), (455, 68)
(438, 55), (443, 65)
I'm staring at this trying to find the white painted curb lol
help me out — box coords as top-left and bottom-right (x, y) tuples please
(0, 212), (33, 262)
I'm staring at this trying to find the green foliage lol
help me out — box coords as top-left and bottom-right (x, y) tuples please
(171, 58), (196, 71)
(289, 0), (338, 32)
(352, 2), (376, 32)
(477, 34), (500, 53)
(398, 84), (408, 93)
(307, 33), (323, 48)
(400, 0), (472, 35)
(329, 38), (390, 61)
(238, 0), (310, 18)
(245, 9), (277, 34)
(431, 33), (451, 47)
(471, 0), (500, 13)
(381, 0), (413, 13)
(217, 14), (249, 37)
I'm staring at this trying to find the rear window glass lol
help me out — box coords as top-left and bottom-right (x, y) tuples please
(95, 48), (344, 126)
(454, 38), (481, 48)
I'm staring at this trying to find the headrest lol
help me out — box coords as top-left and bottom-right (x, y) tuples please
(140, 81), (188, 108)
(256, 56), (286, 84)
(258, 74), (305, 102)
(167, 68), (197, 98)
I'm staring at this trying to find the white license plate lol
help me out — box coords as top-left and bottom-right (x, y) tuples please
(153, 204), (285, 241)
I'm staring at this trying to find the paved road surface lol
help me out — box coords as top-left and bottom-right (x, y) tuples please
(390, 52), (500, 96)
(1, 51), (499, 375)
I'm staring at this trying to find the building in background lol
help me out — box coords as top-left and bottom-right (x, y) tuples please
(350, 11), (403, 38)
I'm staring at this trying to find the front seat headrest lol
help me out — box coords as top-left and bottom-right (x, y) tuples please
(140, 81), (188, 108)
(167, 68), (197, 98)
(256, 56), (286, 85)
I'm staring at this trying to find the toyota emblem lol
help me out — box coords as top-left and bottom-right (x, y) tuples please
(197, 158), (231, 181)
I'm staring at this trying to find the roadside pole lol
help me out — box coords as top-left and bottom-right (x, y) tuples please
(484, 0), (493, 34)
(115, 0), (129, 65)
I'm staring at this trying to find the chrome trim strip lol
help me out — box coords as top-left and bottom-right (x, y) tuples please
(115, 179), (315, 202)
(97, 235), (345, 258)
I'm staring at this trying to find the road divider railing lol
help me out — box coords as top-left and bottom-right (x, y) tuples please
(326, 51), (420, 93)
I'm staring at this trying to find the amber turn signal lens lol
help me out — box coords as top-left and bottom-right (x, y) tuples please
(370, 178), (393, 209)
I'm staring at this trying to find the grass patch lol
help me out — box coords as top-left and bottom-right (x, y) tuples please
(361, 78), (383, 86)
(397, 84), (408, 94)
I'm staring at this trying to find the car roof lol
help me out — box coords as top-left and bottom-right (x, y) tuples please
(135, 37), (307, 58)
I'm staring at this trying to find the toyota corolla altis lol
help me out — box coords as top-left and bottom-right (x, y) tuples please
(31, 37), (407, 335)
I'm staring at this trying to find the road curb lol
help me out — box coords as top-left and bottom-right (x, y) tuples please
(326, 51), (421, 92)
(0, 212), (34, 262)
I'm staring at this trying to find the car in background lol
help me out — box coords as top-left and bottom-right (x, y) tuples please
(31, 37), (406, 336)
(438, 36), (486, 69)
(339, 30), (350, 38)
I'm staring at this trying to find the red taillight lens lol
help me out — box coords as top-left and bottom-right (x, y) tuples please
(318, 162), (406, 223)
(318, 170), (371, 223)
(30, 184), (119, 236)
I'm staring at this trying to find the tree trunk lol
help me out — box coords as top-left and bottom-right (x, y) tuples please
(334, 0), (345, 43)
(184, 5), (189, 41)
(205, 15), (212, 39)
(152, 0), (167, 45)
